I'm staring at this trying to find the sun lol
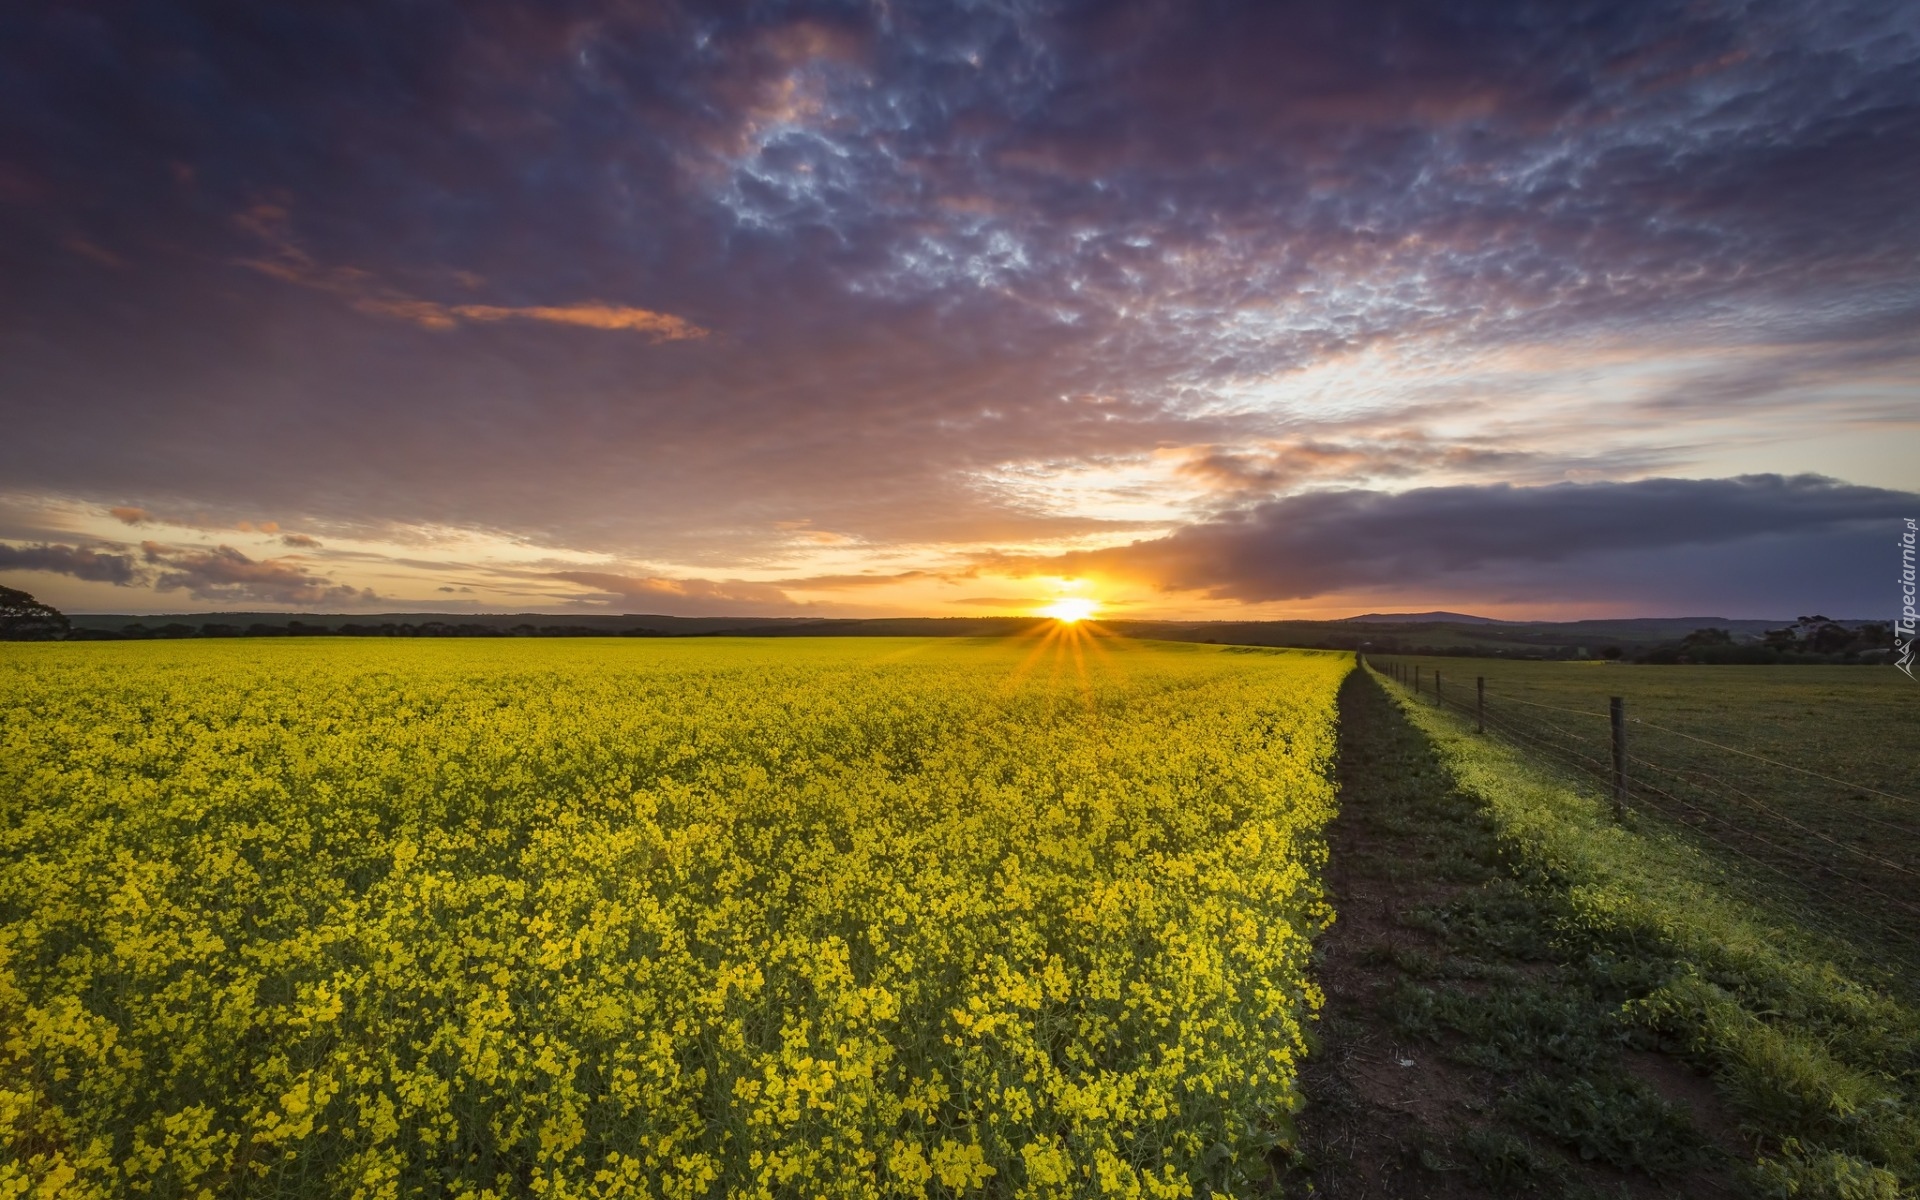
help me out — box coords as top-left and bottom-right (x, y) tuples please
(1038, 596), (1100, 623)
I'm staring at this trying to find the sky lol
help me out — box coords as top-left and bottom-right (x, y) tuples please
(2, 0), (1917, 621)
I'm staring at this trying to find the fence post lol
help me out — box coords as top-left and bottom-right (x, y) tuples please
(1610, 696), (1627, 821)
(1476, 676), (1485, 734)
(1435, 670), (1443, 703)
(1415, 665), (1422, 693)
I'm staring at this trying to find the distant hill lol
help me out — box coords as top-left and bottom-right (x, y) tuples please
(63, 611), (1053, 639)
(65, 611), (812, 635)
(1343, 611), (1507, 624)
(55, 609), (1883, 661)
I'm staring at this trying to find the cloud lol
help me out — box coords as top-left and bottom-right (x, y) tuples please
(777, 570), (936, 590)
(447, 304), (705, 340)
(109, 506), (151, 525)
(547, 570), (799, 615)
(1171, 436), (1613, 497)
(234, 204), (707, 341)
(141, 542), (377, 606)
(279, 533), (322, 548)
(0, 0), (1913, 609)
(1013, 474), (1916, 608)
(0, 542), (140, 584)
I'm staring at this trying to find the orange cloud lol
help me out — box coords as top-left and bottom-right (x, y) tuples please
(548, 570), (793, 614)
(350, 296), (460, 330)
(449, 303), (705, 340)
(550, 571), (788, 602)
(778, 570), (933, 589)
(109, 505), (151, 525)
(235, 205), (705, 341)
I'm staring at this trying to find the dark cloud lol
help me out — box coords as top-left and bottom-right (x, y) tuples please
(1169, 437), (1682, 500)
(141, 542), (377, 606)
(0, 542), (140, 584)
(1017, 475), (1915, 610)
(279, 533), (322, 547)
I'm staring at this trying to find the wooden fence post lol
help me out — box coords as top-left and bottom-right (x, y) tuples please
(1414, 665), (1422, 693)
(1435, 671), (1443, 703)
(1476, 676), (1485, 734)
(1610, 696), (1627, 821)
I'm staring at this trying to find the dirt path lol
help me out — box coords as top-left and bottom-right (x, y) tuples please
(1278, 670), (1745, 1198)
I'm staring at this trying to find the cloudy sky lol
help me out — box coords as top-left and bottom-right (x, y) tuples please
(2, 0), (1916, 619)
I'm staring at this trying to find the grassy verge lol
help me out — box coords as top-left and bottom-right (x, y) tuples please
(1373, 656), (1920, 989)
(1376, 666), (1920, 1198)
(1291, 668), (1741, 1198)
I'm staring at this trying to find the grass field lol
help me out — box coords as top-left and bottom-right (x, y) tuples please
(0, 636), (1349, 1199)
(1372, 658), (1920, 988)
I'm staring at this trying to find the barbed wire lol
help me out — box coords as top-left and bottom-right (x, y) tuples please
(1618, 769), (1920, 933)
(1374, 656), (1912, 814)
(1617, 773), (1920, 946)
(1626, 716), (1918, 807)
(1365, 658), (1920, 947)
(1623, 747), (1920, 854)
(1389, 661), (1919, 857)
(1623, 756), (1920, 896)
(1412, 672), (1920, 945)
(1370, 657), (1913, 809)
(1481, 692), (1615, 722)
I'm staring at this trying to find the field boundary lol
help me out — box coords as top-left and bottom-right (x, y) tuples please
(1371, 665), (1920, 1195)
(1365, 655), (1920, 986)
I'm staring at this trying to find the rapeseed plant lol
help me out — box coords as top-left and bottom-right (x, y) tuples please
(0, 637), (1347, 1198)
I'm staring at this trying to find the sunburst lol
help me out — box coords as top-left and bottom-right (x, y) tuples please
(1037, 596), (1099, 623)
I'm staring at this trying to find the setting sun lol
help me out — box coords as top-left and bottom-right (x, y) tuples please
(1038, 596), (1100, 623)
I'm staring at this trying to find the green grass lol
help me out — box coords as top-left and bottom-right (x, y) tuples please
(1376, 657), (1920, 990)
(1378, 666), (1920, 1198)
(1290, 670), (1732, 1197)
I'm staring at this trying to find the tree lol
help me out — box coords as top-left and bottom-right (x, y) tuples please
(0, 586), (71, 641)
(1680, 627), (1734, 649)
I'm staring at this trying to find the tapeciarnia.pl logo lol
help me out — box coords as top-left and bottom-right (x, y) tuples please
(1899, 517), (1916, 680)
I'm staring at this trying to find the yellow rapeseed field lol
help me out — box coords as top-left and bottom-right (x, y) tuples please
(0, 635), (1348, 1199)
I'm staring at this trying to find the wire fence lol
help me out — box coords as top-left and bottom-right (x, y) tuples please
(1365, 655), (1920, 975)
